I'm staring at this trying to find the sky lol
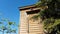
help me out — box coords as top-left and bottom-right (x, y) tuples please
(0, 0), (38, 34)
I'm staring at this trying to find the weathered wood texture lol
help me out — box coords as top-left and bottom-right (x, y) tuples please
(19, 5), (44, 34)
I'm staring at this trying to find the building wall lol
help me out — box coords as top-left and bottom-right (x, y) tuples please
(19, 7), (44, 34)
(27, 13), (44, 34)
(19, 11), (28, 34)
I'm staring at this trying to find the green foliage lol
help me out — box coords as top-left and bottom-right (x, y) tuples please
(0, 18), (17, 34)
(33, 0), (60, 34)
(8, 22), (15, 25)
(44, 19), (60, 33)
(31, 15), (39, 20)
(1, 25), (6, 30)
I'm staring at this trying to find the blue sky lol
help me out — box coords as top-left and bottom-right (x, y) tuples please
(0, 0), (38, 34)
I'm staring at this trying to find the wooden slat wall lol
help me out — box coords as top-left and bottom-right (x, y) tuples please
(28, 14), (43, 34)
(19, 11), (28, 34)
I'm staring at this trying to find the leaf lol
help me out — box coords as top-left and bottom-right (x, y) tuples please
(8, 22), (15, 25)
